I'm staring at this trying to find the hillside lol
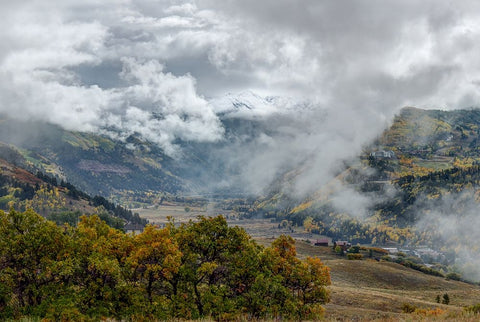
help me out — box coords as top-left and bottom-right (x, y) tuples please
(0, 119), (187, 203)
(5, 106), (480, 280)
(252, 107), (480, 282)
(292, 241), (480, 320)
(0, 143), (145, 228)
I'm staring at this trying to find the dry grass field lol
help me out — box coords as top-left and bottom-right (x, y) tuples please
(134, 202), (300, 238)
(290, 240), (480, 321)
(135, 204), (480, 321)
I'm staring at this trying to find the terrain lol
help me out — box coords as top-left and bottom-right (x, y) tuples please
(5, 106), (480, 319)
(135, 200), (480, 320)
(295, 241), (480, 321)
(0, 142), (145, 229)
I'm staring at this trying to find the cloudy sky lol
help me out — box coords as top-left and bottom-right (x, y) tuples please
(1, 0), (480, 159)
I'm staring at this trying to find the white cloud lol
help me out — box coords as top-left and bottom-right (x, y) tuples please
(2, 0), (480, 186)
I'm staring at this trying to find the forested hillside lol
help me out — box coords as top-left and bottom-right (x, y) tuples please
(0, 119), (186, 203)
(254, 108), (480, 257)
(0, 143), (145, 228)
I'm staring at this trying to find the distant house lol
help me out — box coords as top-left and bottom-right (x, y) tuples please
(314, 238), (330, 247)
(124, 223), (144, 235)
(334, 240), (351, 251)
(370, 150), (395, 159)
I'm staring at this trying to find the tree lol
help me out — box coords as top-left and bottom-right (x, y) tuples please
(127, 225), (181, 311)
(70, 215), (134, 318)
(0, 208), (71, 317)
(0, 212), (331, 320)
(442, 293), (450, 305)
(258, 235), (330, 319)
(170, 216), (261, 319)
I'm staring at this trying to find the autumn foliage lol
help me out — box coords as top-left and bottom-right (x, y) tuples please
(0, 209), (330, 320)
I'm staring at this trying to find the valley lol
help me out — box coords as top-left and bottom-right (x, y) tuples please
(4, 107), (480, 319)
(4, 2), (480, 319)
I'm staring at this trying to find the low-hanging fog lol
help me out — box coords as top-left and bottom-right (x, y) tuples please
(3, 1), (480, 278)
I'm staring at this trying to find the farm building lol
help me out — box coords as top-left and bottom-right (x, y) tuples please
(314, 238), (330, 246)
(334, 240), (351, 251)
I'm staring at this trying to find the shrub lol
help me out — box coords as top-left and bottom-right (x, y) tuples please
(414, 308), (446, 316)
(446, 272), (462, 281)
(464, 303), (480, 314)
(381, 255), (392, 262)
(334, 245), (344, 255)
(347, 253), (363, 260)
(442, 293), (450, 305)
(402, 303), (417, 313)
(348, 245), (360, 253)
(368, 247), (389, 255)
(401, 260), (444, 278)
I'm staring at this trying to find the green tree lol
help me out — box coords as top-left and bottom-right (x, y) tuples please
(170, 216), (262, 319)
(0, 208), (71, 317)
(70, 215), (134, 318)
(442, 293), (450, 305)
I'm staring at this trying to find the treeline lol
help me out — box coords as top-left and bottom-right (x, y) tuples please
(36, 171), (146, 225)
(91, 195), (146, 226)
(0, 209), (330, 320)
(0, 174), (35, 202)
(396, 164), (480, 188)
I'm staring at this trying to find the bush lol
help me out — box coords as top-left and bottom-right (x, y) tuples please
(446, 272), (462, 281)
(442, 293), (450, 305)
(347, 253), (363, 260)
(381, 255), (392, 262)
(334, 245), (344, 255)
(348, 245), (360, 253)
(402, 303), (417, 313)
(368, 247), (389, 255)
(401, 260), (444, 278)
(464, 303), (480, 314)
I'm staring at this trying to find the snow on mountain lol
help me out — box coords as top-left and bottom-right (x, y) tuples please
(209, 91), (312, 120)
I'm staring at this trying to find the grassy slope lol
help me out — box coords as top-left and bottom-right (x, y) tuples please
(290, 240), (480, 320)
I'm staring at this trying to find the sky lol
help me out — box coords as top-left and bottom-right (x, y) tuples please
(2, 0), (480, 169)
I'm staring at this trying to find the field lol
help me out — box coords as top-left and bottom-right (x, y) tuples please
(278, 240), (480, 321)
(134, 202), (323, 239)
(135, 203), (480, 321)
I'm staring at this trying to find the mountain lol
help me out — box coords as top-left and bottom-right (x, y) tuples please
(0, 118), (187, 203)
(0, 93), (312, 204)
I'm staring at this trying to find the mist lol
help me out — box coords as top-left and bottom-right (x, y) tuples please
(414, 191), (480, 281)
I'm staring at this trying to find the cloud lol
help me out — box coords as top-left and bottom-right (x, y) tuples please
(0, 2), (224, 156)
(2, 0), (480, 190)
